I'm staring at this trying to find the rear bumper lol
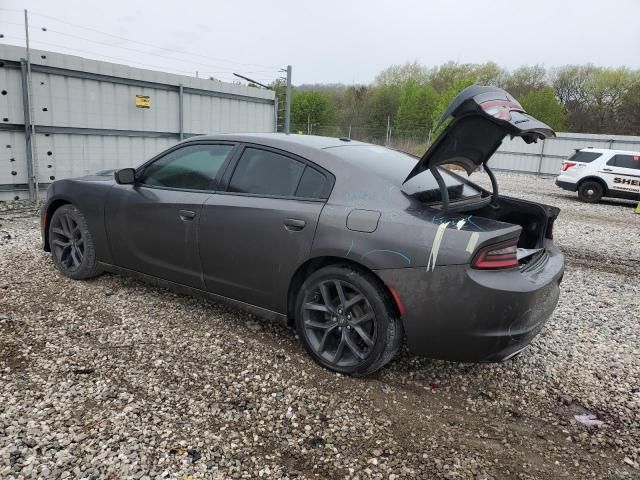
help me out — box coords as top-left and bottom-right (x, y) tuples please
(377, 240), (564, 362)
(555, 177), (577, 191)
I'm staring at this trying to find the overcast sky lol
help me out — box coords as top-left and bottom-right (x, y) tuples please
(1, 0), (639, 85)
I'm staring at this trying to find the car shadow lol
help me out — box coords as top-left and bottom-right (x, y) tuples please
(549, 192), (638, 207)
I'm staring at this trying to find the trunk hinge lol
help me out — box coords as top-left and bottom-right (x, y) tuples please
(430, 166), (450, 212)
(484, 162), (500, 207)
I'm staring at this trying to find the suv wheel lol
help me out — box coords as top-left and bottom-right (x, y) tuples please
(49, 204), (101, 280)
(578, 181), (604, 203)
(294, 265), (403, 376)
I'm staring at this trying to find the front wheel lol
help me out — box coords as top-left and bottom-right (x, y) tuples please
(294, 265), (403, 376)
(578, 181), (604, 203)
(49, 204), (101, 280)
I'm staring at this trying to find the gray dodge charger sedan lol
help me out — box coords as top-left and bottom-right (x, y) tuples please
(41, 86), (565, 376)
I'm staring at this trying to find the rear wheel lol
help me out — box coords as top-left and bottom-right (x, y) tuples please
(49, 204), (101, 280)
(578, 180), (604, 203)
(295, 265), (402, 376)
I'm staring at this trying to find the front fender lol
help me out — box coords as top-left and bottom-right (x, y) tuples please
(41, 178), (114, 264)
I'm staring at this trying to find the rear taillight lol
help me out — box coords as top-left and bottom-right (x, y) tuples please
(479, 99), (524, 121)
(472, 238), (519, 270)
(561, 161), (576, 171)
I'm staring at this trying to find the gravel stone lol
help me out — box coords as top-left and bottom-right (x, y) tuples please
(0, 173), (639, 478)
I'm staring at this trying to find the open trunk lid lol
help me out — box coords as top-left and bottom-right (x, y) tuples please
(403, 85), (555, 183)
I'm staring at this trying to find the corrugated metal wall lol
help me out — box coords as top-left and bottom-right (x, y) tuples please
(491, 132), (640, 175)
(0, 44), (276, 200)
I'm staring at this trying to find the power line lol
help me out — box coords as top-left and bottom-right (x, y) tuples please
(27, 10), (281, 70)
(0, 19), (281, 76)
(0, 36), (278, 83)
(36, 27), (279, 75)
(22, 38), (198, 76)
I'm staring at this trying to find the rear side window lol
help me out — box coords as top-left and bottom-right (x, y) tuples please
(607, 154), (640, 170)
(295, 167), (327, 198)
(568, 151), (602, 163)
(229, 148), (305, 196)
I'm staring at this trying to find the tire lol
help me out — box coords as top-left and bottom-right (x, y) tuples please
(294, 265), (403, 376)
(578, 180), (604, 203)
(48, 204), (101, 280)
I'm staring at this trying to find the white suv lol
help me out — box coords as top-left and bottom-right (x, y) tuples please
(555, 148), (640, 203)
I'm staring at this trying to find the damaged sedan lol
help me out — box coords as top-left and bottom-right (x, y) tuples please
(41, 86), (564, 376)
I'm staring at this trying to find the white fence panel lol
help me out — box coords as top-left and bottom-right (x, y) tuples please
(490, 132), (640, 175)
(0, 44), (276, 200)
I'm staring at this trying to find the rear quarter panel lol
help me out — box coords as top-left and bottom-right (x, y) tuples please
(310, 169), (521, 270)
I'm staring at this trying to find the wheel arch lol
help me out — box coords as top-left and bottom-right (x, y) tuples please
(578, 176), (608, 194)
(42, 198), (72, 251)
(286, 256), (401, 325)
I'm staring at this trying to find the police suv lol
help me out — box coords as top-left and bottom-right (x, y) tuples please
(555, 148), (640, 203)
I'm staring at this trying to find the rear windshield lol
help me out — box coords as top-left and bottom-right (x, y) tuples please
(568, 151), (602, 163)
(326, 144), (480, 203)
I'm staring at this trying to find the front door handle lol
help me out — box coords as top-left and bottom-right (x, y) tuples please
(602, 168), (613, 172)
(284, 218), (306, 231)
(179, 210), (196, 221)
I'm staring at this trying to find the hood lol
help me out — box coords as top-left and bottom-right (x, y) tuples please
(403, 85), (555, 183)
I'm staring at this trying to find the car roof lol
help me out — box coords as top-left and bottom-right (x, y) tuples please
(579, 147), (640, 155)
(183, 133), (370, 151)
(180, 133), (391, 179)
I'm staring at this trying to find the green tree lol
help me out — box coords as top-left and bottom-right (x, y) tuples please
(374, 61), (429, 87)
(340, 85), (369, 128)
(291, 91), (335, 133)
(430, 77), (476, 139)
(519, 86), (567, 131)
(504, 65), (548, 98)
(394, 80), (438, 135)
(619, 75), (640, 135)
(363, 84), (401, 131)
(472, 62), (507, 87)
(585, 68), (635, 133)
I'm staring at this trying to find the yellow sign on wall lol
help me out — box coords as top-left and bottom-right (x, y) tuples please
(135, 95), (150, 109)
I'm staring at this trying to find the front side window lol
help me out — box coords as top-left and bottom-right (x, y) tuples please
(228, 148), (305, 197)
(140, 144), (233, 190)
(608, 154), (640, 170)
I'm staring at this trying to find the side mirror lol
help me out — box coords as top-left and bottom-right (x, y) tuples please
(114, 168), (136, 185)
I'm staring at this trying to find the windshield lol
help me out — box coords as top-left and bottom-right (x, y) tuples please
(325, 144), (481, 203)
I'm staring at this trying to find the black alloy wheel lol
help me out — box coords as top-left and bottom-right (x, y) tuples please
(295, 266), (403, 376)
(48, 204), (101, 280)
(302, 278), (377, 368)
(51, 211), (85, 272)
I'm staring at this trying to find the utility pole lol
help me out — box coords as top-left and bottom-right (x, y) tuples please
(274, 96), (278, 133)
(284, 65), (292, 134)
(386, 115), (391, 146)
(24, 9), (38, 204)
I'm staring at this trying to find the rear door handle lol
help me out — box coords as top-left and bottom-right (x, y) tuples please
(179, 210), (196, 221)
(602, 168), (613, 172)
(284, 218), (306, 231)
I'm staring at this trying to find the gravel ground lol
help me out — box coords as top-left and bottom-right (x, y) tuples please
(1, 172), (639, 479)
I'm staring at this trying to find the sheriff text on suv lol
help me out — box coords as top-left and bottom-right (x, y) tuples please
(555, 148), (640, 203)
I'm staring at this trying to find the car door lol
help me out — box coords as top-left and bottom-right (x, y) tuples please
(105, 142), (236, 289)
(602, 153), (640, 196)
(199, 145), (333, 313)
